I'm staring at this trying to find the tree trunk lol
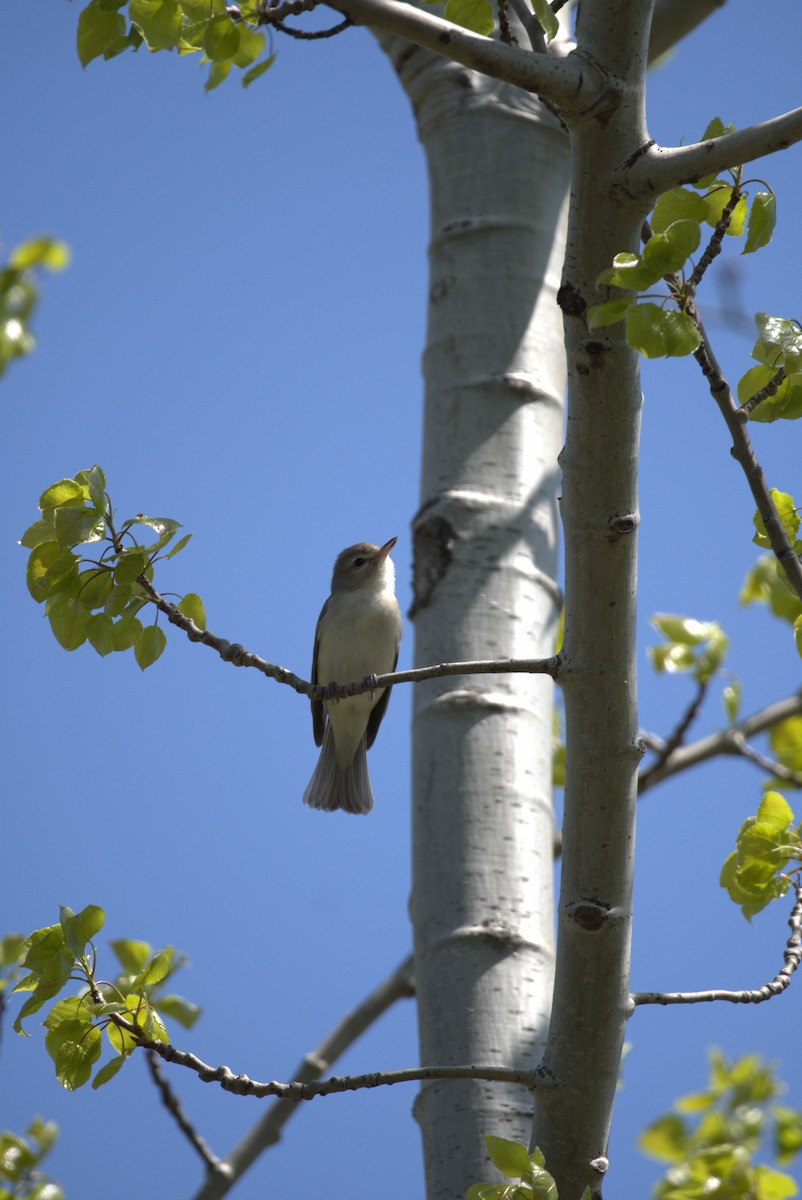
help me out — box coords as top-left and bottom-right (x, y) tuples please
(379, 37), (570, 1200)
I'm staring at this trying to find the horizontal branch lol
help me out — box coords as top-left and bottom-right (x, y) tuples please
(141, 579), (561, 698)
(138, 1033), (545, 1099)
(194, 955), (415, 1199)
(322, 0), (587, 106)
(639, 690), (802, 794)
(631, 882), (802, 1008)
(632, 105), (802, 196)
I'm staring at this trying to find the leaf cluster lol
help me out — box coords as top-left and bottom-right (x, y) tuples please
(741, 547), (802, 661)
(641, 1050), (802, 1200)
(0, 1117), (62, 1200)
(76, 0), (274, 92)
(588, 118), (776, 361)
(466, 1137), (565, 1200)
(0, 235), (69, 379)
(12, 906), (200, 1092)
(720, 792), (802, 920)
(21, 465), (204, 670)
(649, 614), (729, 686)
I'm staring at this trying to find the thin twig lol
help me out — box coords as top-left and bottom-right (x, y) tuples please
(147, 1049), (223, 1174)
(740, 366), (786, 417)
(506, 0), (545, 51)
(639, 677), (708, 790)
(193, 956), (415, 1200)
(137, 577), (561, 697)
(685, 299), (802, 603)
(688, 184), (741, 290)
(639, 690), (802, 794)
(729, 732), (802, 787)
(631, 882), (802, 1007)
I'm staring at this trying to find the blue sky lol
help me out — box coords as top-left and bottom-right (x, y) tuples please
(2, 2), (801, 1197)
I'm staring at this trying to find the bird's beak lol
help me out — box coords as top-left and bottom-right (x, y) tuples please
(376, 537), (398, 562)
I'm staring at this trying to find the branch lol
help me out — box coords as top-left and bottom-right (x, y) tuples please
(633, 106), (802, 196)
(638, 677), (708, 790)
(631, 881), (802, 1007)
(138, 1033), (544, 1100)
(639, 690), (802, 794)
(194, 955), (415, 1199)
(140, 578), (561, 697)
(648, 0), (726, 63)
(684, 301), (802, 604)
(147, 1050), (222, 1173)
(321, 0), (587, 107)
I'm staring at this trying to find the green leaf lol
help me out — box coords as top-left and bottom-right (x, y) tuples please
(54, 506), (105, 549)
(60, 904), (104, 957)
(753, 314), (802, 374)
(530, 0), (559, 39)
(19, 512), (57, 550)
(737, 363), (778, 406)
(106, 1016), (139, 1055)
(77, 2), (127, 67)
(639, 1114), (689, 1162)
(178, 592), (206, 630)
(110, 939), (152, 974)
(743, 191), (776, 254)
(795, 614), (802, 660)
(46, 1019), (102, 1090)
(132, 952), (171, 991)
(205, 59), (232, 91)
(48, 597), (90, 651)
(752, 490), (799, 549)
(78, 569), (114, 609)
(755, 790), (794, 833)
(129, 0), (182, 50)
(42, 549), (80, 597)
(443, 0), (494, 35)
(87, 612), (115, 656)
(242, 52), (275, 87)
(642, 219), (701, 276)
(92, 1054), (127, 1089)
(111, 615), (143, 652)
(652, 614), (712, 644)
(702, 186), (747, 235)
(651, 188), (708, 235)
(114, 551), (149, 584)
(26, 541), (61, 602)
(104, 583), (133, 617)
(203, 13), (240, 59)
(586, 298), (633, 330)
(597, 251), (658, 292)
(749, 374), (802, 424)
(722, 679), (741, 723)
(166, 531), (194, 558)
(9, 236), (70, 272)
(156, 993), (201, 1029)
(484, 1137), (532, 1179)
(232, 24), (265, 66)
(39, 479), (84, 510)
(134, 624), (167, 670)
(625, 303), (700, 358)
(701, 117), (737, 141)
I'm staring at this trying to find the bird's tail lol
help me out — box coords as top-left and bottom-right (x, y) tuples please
(302, 726), (374, 814)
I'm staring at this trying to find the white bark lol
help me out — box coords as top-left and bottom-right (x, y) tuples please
(377, 36), (569, 1200)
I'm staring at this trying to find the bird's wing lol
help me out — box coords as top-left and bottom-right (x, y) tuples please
(311, 596), (329, 747)
(365, 645), (399, 750)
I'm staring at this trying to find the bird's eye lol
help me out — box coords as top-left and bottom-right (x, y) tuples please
(353, 556), (366, 567)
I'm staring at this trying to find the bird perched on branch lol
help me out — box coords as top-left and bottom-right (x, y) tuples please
(302, 538), (402, 815)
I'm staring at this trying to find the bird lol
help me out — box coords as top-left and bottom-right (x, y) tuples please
(302, 538), (402, 814)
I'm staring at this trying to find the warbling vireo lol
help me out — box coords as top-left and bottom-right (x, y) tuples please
(302, 538), (402, 815)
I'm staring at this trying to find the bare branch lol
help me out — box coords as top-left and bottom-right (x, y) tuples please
(632, 106), (802, 197)
(631, 882), (802, 1007)
(322, 0), (587, 106)
(138, 1032), (544, 1100)
(639, 690), (802, 794)
(639, 677), (708, 790)
(139, 577), (561, 697)
(506, 0), (547, 53)
(147, 1050), (222, 1173)
(648, 0), (726, 63)
(194, 956), (415, 1200)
